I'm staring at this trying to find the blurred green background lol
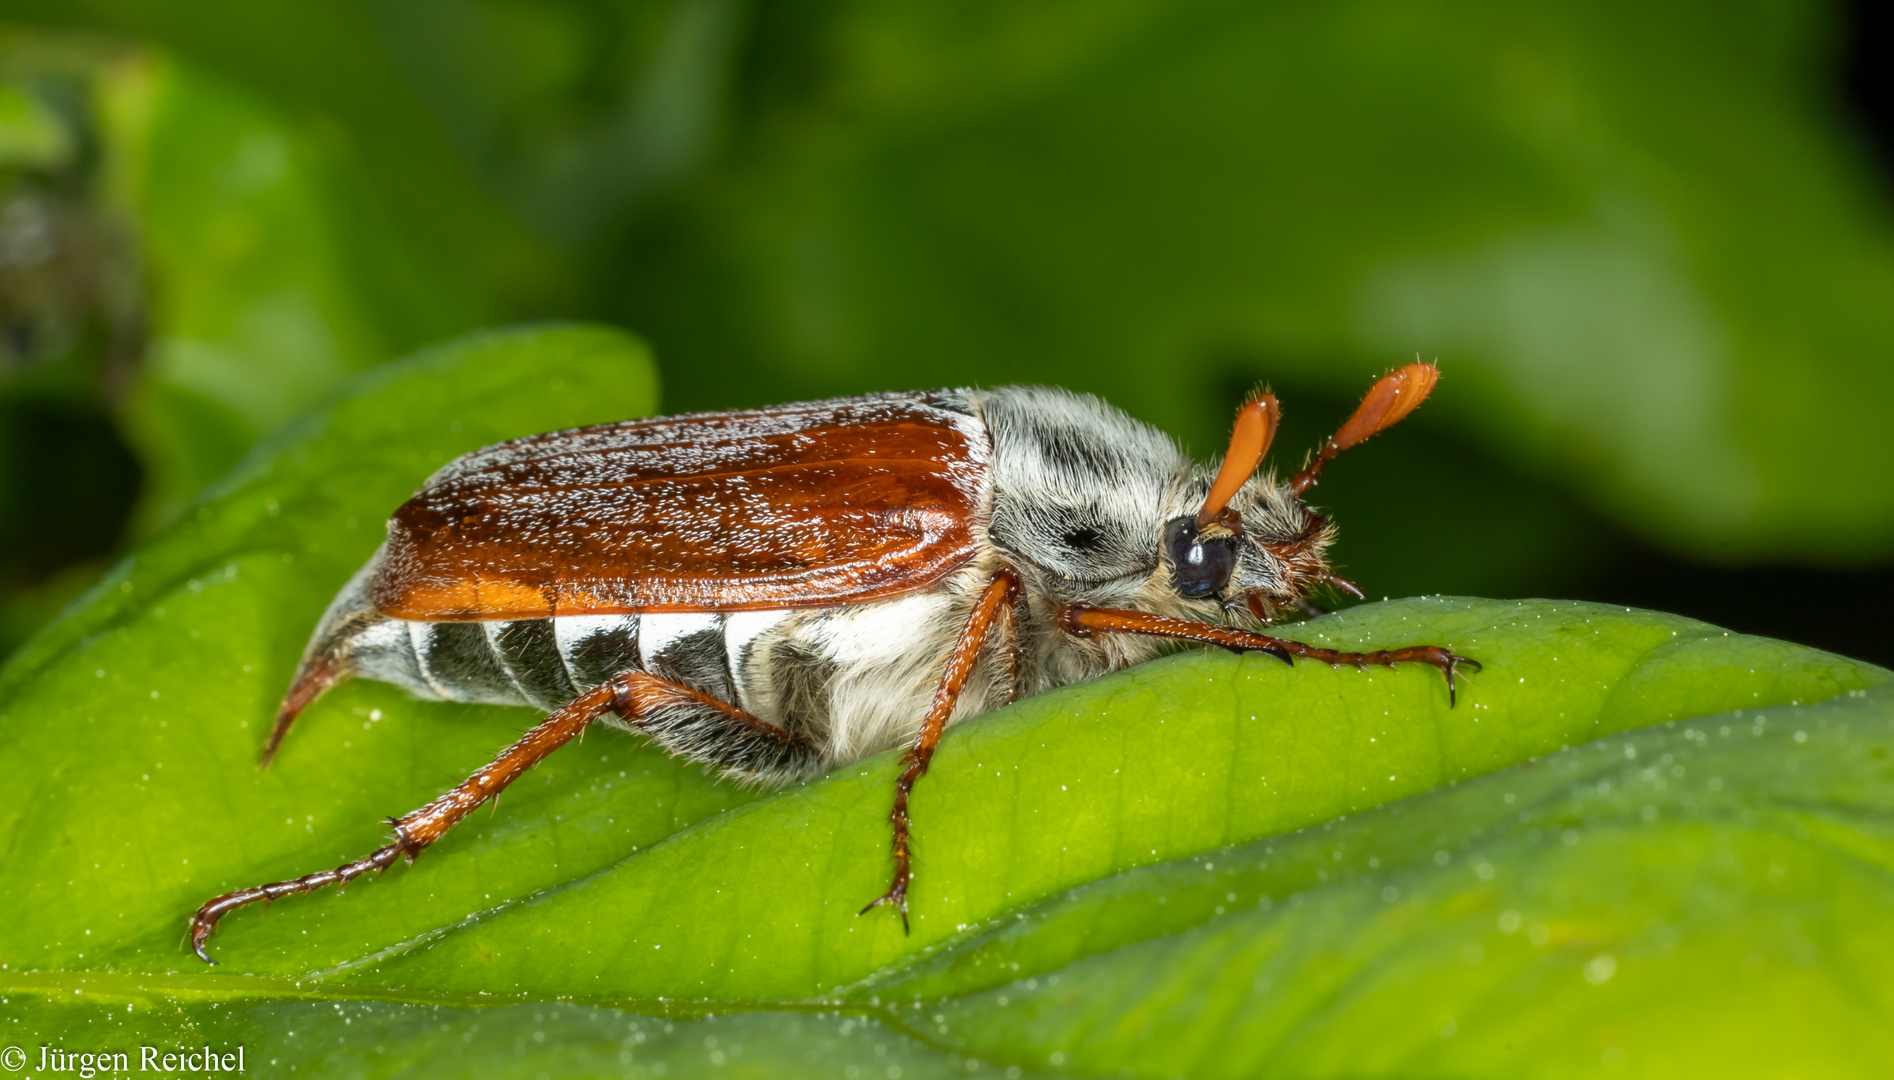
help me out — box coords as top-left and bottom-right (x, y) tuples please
(0, 0), (1891, 664)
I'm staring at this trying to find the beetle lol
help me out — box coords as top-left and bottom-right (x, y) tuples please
(187, 362), (1477, 961)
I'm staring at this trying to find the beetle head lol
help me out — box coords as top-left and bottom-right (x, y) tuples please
(1161, 363), (1439, 617)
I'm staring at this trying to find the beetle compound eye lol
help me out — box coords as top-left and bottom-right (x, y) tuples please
(1163, 517), (1236, 598)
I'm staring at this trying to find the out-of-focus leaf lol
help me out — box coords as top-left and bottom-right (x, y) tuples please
(620, 0), (1894, 563)
(0, 4), (739, 545)
(20, 0), (1894, 587)
(0, 78), (72, 169)
(96, 52), (488, 530)
(4, 0), (732, 272)
(370, 0), (741, 246)
(0, 0), (558, 306)
(0, 42), (149, 661)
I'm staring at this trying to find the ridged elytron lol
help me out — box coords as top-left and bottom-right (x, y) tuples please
(189, 362), (1477, 960)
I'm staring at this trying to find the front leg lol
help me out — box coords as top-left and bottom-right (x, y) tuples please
(860, 570), (1022, 932)
(1059, 603), (1480, 704)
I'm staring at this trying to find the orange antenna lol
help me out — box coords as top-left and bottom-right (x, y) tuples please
(1196, 391), (1280, 528)
(1288, 362), (1438, 497)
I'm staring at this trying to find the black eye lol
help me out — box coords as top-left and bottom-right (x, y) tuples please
(1163, 517), (1236, 598)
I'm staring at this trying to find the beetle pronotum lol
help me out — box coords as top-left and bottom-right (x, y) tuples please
(188, 363), (1475, 960)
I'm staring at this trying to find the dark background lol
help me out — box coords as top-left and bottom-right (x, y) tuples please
(1, 0), (1891, 665)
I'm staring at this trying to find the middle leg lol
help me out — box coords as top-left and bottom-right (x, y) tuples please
(861, 569), (1022, 931)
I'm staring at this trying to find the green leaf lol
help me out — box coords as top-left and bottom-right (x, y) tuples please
(0, 326), (721, 999)
(329, 599), (1878, 1004)
(0, 78), (74, 170)
(866, 684), (1894, 1076)
(6, 0), (560, 306)
(2, 325), (1888, 1074)
(4, 991), (1051, 1079)
(98, 53), (491, 531)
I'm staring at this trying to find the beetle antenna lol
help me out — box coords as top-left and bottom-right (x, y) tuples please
(1196, 390), (1280, 528)
(1288, 361), (1438, 496)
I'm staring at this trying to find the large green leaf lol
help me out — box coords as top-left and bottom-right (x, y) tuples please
(2, 325), (1889, 1074)
(859, 682), (1894, 1076)
(9, 688), (1891, 1077)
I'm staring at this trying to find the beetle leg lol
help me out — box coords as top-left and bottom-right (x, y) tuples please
(861, 569), (1022, 933)
(1003, 585), (1028, 705)
(1315, 572), (1366, 600)
(190, 672), (809, 962)
(1058, 603), (1481, 705)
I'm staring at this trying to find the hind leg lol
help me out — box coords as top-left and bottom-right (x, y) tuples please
(190, 670), (814, 961)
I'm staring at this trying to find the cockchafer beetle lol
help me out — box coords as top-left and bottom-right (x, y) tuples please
(189, 362), (1477, 960)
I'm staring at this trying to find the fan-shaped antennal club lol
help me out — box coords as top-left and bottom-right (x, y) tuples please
(1288, 362), (1439, 497)
(1196, 392), (1280, 529)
